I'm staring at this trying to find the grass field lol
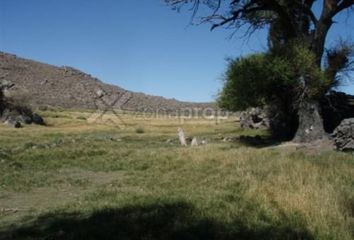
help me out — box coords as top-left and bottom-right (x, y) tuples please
(0, 109), (353, 240)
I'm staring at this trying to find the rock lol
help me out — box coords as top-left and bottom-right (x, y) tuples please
(1, 108), (14, 121)
(185, 137), (193, 144)
(13, 121), (22, 128)
(40, 79), (48, 85)
(5, 120), (22, 128)
(240, 107), (270, 129)
(191, 137), (198, 146)
(0, 86), (45, 127)
(332, 118), (354, 151)
(0, 80), (14, 89)
(177, 127), (187, 146)
(32, 113), (45, 125)
(222, 137), (238, 142)
(16, 114), (32, 124)
(96, 89), (105, 98)
(4, 111), (44, 126)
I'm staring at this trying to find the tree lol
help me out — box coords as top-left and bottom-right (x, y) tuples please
(165, 0), (354, 142)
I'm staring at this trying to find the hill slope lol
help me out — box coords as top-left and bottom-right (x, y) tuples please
(0, 52), (215, 113)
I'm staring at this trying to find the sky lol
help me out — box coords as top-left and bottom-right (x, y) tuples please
(0, 0), (353, 102)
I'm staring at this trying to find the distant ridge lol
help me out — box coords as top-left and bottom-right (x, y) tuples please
(0, 52), (216, 113)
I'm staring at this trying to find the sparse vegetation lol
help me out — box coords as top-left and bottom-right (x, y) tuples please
(0, 110), (353, 239)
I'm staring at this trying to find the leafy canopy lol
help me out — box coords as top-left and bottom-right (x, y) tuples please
(218, 42), (328, 111)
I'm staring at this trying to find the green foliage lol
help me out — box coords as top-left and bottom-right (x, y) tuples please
(218, 54), (268, 111)
(271, 42), (327, 99)
(218, 53), (295, 111)
(218, 42), (328, 111)
(325, 41), (354, 90)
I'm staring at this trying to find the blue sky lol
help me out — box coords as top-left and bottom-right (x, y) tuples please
(0, 0), (353, 102)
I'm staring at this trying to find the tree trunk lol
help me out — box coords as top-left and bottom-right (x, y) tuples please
(293, 101), (326, 143)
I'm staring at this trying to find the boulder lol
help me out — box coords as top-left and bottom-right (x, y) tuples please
(0, 108), (12, 121)
(32, 113), (45, 125)
(13, 121), (22, 128)
(16, 114), (33, 124)
(177, 127), (187, 146)
(191, 137), (198, 146)
(4, 119), (22, 128)
(240, 107), (270, 129)
(332, 118), (354, 151)
(0, 106), (45, 127)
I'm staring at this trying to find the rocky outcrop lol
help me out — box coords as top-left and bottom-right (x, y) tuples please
(332, 118), (354, 151)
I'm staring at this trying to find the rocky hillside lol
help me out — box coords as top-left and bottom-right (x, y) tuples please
(0, 52), (216, 113)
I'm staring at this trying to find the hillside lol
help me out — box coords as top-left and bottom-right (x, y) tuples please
(0, 52), (216, 113)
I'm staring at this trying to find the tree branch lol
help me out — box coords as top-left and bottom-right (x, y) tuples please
(334, 0), (354, 15)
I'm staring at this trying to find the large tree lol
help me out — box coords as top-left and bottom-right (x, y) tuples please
(165, 0), (354, 142)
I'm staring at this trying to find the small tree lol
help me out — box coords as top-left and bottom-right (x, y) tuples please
(165, 0), (354, 142)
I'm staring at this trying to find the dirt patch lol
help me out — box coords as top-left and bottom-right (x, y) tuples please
(266, 138), (335, 154)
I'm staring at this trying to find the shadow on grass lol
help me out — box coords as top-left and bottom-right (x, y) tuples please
(0, 201), (313, 240)
(237, 135), (281, 148)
